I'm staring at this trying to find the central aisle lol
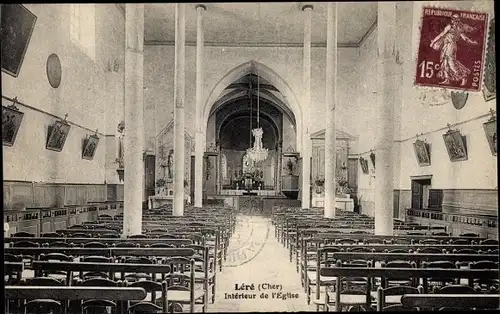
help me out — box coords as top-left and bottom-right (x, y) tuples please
(210, 215), (316, 312)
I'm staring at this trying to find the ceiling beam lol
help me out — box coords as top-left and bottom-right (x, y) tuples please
(144, 40), (359, 48)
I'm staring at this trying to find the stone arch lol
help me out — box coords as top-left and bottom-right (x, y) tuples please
(201, 60), (303, 151)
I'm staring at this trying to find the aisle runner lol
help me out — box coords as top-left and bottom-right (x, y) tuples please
(210, 215), (315, 312)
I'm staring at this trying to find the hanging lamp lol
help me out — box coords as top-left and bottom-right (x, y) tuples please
(246, 66), (269, 163)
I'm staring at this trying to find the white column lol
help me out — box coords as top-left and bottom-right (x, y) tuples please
(324, 3), (337, 218)
(123, 4), (144, 236)
(194, 4), (206, 208)
(301, 4), (313, 209)
(173, 3), (186, 216)
(375, 2), (397, 235)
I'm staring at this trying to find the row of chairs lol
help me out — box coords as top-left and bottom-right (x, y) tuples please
(5, 205), (236, 313)
(271, 207), (498, 311)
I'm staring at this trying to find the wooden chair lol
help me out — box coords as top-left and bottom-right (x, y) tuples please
(69, 225), (85, 229)
(163, 258), (202, 313)
(391, 238), (412, 245)
(363, 238), (385, 245)
(432, 232), (450, 236)
(41, 233), (62, 238)
(419, 239), (440, 245)
(37, 253), (74, 283)
(469, 261), (500, 292)
(83, 241), (108, 248)
(480, 239), (498, 245)
(382, 304), (417, 311)
(77, 278), (119, 314)
(376, 285), (422, 311)
(114, 242), (139, 248)
(120, 257), (155, 282)
(125, 281), (168, 314)
(454, 248), (478, 254)
(423, 261), (459, 290)
(23, 277), (64, 314)
(326, 261), (373, 312)
(337, 238), (358, 245)
(4, 256), (23, 284)
(451, 239), (470, 245)
(459, 233), (479, 238)
(128, 234), (148, 239)
(76, 256), (114, 282)
(149, 243), (175, 248)
(25, 299), (62, 314)
(12, 232), (35, 238)
(350, 230), (369, 235)
(100, 233), (120, 238)
(381, 261), (416, 287)
(437, 284), (477, 294)
(49, 241), (72, 248)
(12, 241), (40, 248)
(69, 233), (91, 238)
(416, 247), (444, 254)
(347, 247), (374, 253)
(387, 249), (410, 254)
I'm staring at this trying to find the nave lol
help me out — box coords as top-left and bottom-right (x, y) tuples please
(4, 206), (500, 313)
(4, 208), (316, 313)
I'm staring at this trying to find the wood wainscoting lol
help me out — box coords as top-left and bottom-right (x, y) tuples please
(441, 189), (498, 217)
(3, 180), (124, 209)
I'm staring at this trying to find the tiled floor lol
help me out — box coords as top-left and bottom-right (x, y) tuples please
(209, 215), (315, 312)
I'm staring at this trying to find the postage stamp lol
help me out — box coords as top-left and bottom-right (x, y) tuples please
(415, 7), (489, 92)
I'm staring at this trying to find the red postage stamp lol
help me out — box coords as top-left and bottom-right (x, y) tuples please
(415, 7), (489, 92)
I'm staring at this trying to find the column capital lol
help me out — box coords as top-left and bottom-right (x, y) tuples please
(302, 4), (313, 11)
(195, 4), (207, 11)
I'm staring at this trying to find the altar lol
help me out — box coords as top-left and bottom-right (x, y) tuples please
(312, 196), (354, 212)
(148, 194), (190, 209)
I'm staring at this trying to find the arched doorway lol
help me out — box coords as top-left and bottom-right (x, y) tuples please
(202, 63), (300, 201)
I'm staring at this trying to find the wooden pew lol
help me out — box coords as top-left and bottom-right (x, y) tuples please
(306, 250), (499, 307)
(4, 262), (24, 284)
(5, 286), (148, 314)
(5, 247), (195, 258)
(8, 237), (193, 247)
(325, 252), (498, 266)
(4, 262), (24, 273)
(5, 286), (146, 300)
(32, 261), (173, 281)
(401, 294), (500, 310)
(29, 259), (209, 312)
(318, 267), (498, 311)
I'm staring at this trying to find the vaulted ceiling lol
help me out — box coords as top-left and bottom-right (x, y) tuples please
(143, 3), (377, 46)
(209, 73), (295, 126)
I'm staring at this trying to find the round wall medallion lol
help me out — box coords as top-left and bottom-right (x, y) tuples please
(46, 53), (62, 88)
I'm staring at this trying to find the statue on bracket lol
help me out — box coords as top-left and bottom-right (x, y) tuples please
(167, 149), (173, 179)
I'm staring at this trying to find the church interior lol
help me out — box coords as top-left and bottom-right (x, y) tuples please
(2, 2), (498, 313)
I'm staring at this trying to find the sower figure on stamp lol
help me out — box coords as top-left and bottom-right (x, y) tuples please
(430, 14), (479, 86)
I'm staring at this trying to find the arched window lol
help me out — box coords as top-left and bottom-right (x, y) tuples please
(70, 4), (95, 60)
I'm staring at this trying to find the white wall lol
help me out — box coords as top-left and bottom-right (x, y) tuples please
(144, 45), (359, 152)
(356, 1), (497, 217)
(2, 4), (125, 184)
